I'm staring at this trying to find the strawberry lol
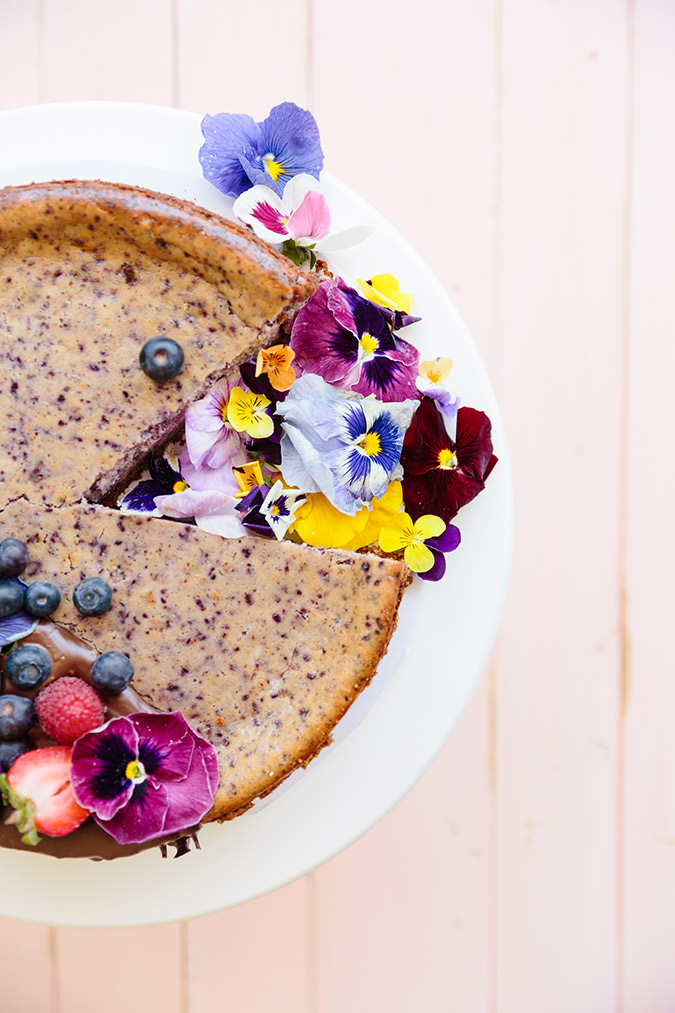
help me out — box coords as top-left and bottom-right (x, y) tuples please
(35, 676), (105, 745)
(0, 745), (90, 844)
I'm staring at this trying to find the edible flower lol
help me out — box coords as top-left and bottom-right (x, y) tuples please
(401, 399), (497, 522)
(378, 512), (461, 581)
(120, 453), (188, 515)
(277, 373), (416, 515)
(290, 280), (420, 402)
(226, 386), (274, 439)
(71, 712), (219, 846)
(185, 377), (247, 471)
(416, 357), (460, 440)
(154, 486), (247, 539)
(255, 344), (296, 392)
(233, 461), (266, 498)
(259, 480), (306, 540)
(199, 102), (324, 198)
(0, 579), (38, 648)
(290, 481), (402, 550)
(233, 174), (330, 248)
(355, 274), (421, 331)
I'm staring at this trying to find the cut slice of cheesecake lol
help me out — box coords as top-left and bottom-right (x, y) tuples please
(0, 179), (318, 511)
(0, 501), (407, 822)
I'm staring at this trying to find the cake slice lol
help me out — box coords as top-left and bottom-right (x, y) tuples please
(0, 179), (318, 510)
(0, 501), (407, 823)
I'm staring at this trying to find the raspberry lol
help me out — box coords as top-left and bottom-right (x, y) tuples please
(35, 677), (105, 745)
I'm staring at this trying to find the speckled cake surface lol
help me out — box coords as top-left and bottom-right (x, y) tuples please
(0, 179), (318, 510)
(0, 501), (406, 822)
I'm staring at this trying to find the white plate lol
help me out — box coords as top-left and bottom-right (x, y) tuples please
(0, 102), (512, 927)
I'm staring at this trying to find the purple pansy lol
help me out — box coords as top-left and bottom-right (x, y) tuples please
(290, 280), (420, 402)
(0, 579), (38, 648)
(236, 486), (275, 538)
(418, 524), (462, 582)
(70, 712), (219, 846)
(199, 102), (324, 198)
(120, 455), (186, 514)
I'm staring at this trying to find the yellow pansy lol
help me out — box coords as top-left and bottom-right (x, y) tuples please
(356, 274), (415, 315)
(378, 512), (446, 573)
(232, 461), (265, 498)
(418, 357), (453, 385)
(290, 492), (370, 548)
(226, 387), (274, 439)
(342, 482), (404, 551)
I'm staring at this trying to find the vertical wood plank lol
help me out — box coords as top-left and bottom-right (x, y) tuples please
(55, 925), (182, 1013)
(311, 3), (499, 1010)
(0, 918), (54, 1011)
(623, 1), (675, 1009)
(176, 0), (310, 117)
(0, 0), (41, 109)
(41, 0), (173, 105)
(186, 880), (312, 1013)
(495, 1), (627, 1009)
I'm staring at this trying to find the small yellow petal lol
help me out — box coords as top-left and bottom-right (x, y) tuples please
(378, 512), (416, 554)
(413, 514), (446, 541)
(419, 357), (453, 385)
(404, 541), (436, 573)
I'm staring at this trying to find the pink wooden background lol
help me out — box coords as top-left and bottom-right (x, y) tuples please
(1, 0), (673, 1009)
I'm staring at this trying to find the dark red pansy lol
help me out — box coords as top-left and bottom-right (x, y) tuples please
(401, 399), (497, 522)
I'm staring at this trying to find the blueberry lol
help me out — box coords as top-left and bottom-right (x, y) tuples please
(0, 695), (35, 739)
(91, 651), (134, 695)
(139, 337), (184, 382)
(0, 580), (25, 619)
(24, 580), (61, 618)
(73, 577), (113, 617)
(5, 643), (52, 691)
(0, 538), (29, 579)
(0, 738), (34, 772)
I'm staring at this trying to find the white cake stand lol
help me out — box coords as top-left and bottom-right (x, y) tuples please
(0, 102), (512, 927)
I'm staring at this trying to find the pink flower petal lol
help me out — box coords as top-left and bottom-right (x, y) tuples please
(287, 190), (331, 243)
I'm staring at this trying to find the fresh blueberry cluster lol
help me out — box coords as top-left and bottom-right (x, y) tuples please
(0, 538), (136, 772)
(0, 537), (114, 619)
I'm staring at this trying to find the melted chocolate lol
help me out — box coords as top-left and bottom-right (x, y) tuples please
(0, 621), (199, 860)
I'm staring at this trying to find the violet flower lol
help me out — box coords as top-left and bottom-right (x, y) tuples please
(184, 377), (247, 471)
(418, 524), (462, 582)
(200, 102), (324, 198)
(0, 579), (38, 648)
(70, 712), (219, 846)
(290, 280), (420, 402)
(120, 454), (187, 515)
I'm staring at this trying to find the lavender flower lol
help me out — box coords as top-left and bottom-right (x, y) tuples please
(70, 712), (219, 845)
(200, 102), (324, 198)
(277, 373), (416, 515)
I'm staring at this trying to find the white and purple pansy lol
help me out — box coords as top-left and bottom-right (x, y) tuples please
(233, 174), (330, 247)
(70, 712), (219, 846)
(259, 480), (306, 541)
(290, 280), (420, 403)
(199, 102), (324, 198)
(416, 358), (461, 440)
(277, 373), (416, 515)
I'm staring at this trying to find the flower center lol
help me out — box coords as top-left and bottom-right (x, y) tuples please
(359, 430), (382, 457)
(125, 759), (146, 784)
(262, 153), (284, 182)
(172, 480), (188, 493)
(438, 448), (458, 470)
(359, 332), (378, 357)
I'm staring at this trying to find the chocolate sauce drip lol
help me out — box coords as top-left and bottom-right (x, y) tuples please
(0, 621), (199, 860)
